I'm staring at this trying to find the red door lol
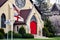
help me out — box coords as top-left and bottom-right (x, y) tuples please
(30, 21), (37, 34)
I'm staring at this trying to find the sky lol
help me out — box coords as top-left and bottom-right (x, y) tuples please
(49, 0), (60, 4)
(32, 0), (60, 4)
(50, 0), (56, 4)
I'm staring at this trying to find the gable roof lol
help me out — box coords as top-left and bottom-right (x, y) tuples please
(51, 3), (60, 11)
(20, 9), (31, 22)
(30, 0), (42, 15)
(0, 0), (7, 7)
(14, 9), (31, 25)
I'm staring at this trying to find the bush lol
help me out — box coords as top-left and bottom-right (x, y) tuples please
(4, 33), (7, 38)
(23, 33), (34, 38)
(18, 25), (34, 38)
(7, 31), (13, 38)
(43, 18), (56, 37)
(0, 32), (4, 39)
(0, 28), (5, 35)
(55, 35), (60, 37)
(43, 27), (55, 37)
(49, 33), (54, 37)
(18, 26), (26, 35)
(43, 27), (50, 37)
(4, 31), (11, 38)
(7, 31), (22, 38)
(13, 32), (22, 38)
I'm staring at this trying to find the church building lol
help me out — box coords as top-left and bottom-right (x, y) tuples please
(0, 0), (44, 37)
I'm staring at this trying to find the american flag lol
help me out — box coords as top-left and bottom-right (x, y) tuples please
(12, 4), (24, 22)
(14, 15), (24, 22)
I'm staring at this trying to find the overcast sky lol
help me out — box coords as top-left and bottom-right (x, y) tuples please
(32, 0), (60, 4)
(50, 0), (56, 4)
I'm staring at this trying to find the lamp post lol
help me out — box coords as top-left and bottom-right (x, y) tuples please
(5, 20), (11, 40)
(5, 19), (15, 40)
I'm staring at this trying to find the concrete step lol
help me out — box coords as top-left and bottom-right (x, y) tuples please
(34, 35), (48, 39)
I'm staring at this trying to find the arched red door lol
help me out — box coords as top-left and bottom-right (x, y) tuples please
(30, 21), (37, 34)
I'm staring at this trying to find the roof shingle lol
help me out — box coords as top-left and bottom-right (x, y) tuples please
(0, 0), (7, 7)
(51, 3), (60, 11)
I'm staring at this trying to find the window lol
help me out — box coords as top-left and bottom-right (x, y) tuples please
(31, 15), (37, 22)
(1, 13), (6, 28)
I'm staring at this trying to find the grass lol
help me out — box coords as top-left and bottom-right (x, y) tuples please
(13, 37), (60, 40)
(13, 38), (59, 40)
(0, 37), (60, 40)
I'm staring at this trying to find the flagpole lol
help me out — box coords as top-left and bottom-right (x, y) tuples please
(7, 31), (8, 40)
(5, 3), (19, 40)
(10, 4), (20, 40)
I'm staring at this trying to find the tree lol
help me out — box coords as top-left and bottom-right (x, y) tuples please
(43, 27), (50, 37)
(18, 25), (26, 35)
(33, 0), (49, 20)
(0, 28), (5, 35)
(35, 0), (49, 11)
(0, 32), (4, 39)
(43, 18), (56, 37)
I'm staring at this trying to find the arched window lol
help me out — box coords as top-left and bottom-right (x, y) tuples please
(1, 13), (6, 28)
(31, 15), (37, 22)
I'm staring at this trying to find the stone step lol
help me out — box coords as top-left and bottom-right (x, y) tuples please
(34, 35), (48, 39)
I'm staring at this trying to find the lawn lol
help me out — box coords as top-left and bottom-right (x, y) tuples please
(0, 37), (60, 40)
(13, 37), (60, 40)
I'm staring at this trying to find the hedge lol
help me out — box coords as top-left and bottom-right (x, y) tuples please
(23, 33), (34, 38)
(0, 32), (4, 39)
